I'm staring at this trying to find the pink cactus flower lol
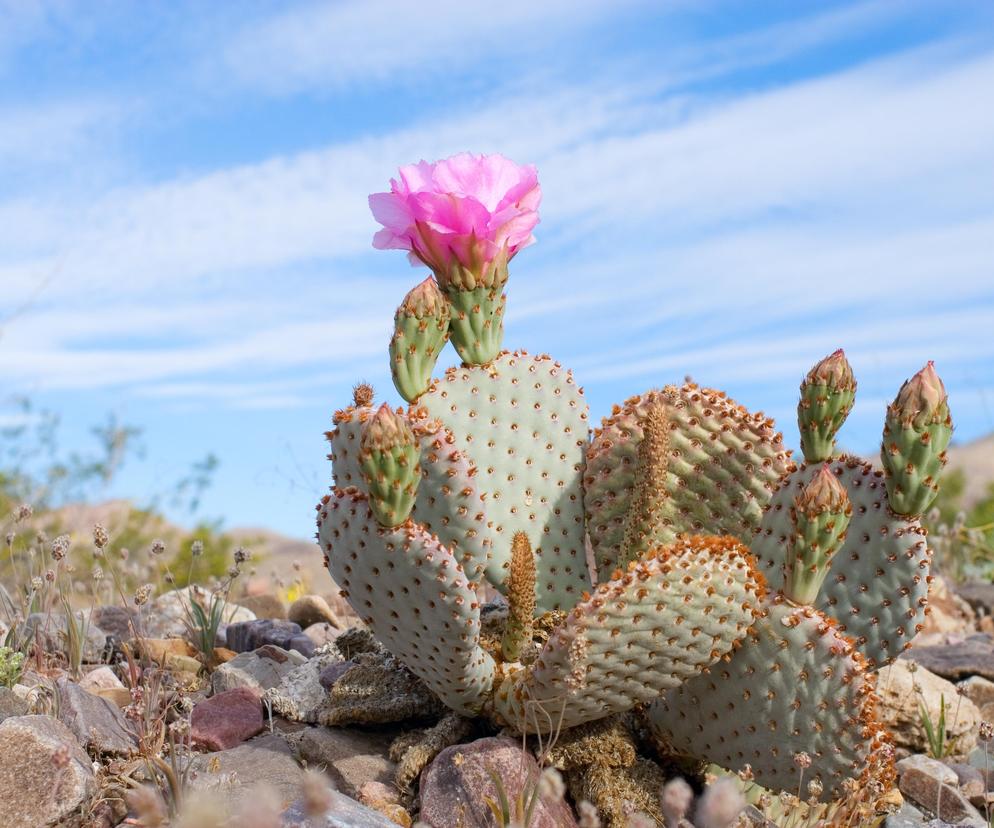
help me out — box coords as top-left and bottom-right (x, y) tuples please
(369, 152), (541, 289)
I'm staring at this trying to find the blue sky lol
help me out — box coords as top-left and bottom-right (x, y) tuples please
(1, 0), (993, 539)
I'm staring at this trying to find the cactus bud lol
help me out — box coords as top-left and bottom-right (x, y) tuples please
(359, 404), (421, 527)
(501, 531), (536, 662)
(881, 361), (952, 516)
(785, 465), (852, 605)
(390, 278), (451, 403)
(797, 349), (856, 463)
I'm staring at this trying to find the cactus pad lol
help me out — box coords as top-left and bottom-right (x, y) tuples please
(317, 488), (495, 714)
(751, 457), (931, 667)
(585, 385), (792, 582)
(330, 407), (492, 581)
(648, 597), (893, 801)
(493, 536), (765, 732)
(414, 350), (590, 610)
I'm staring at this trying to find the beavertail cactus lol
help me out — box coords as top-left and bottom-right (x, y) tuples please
(314, 153), (954, 819)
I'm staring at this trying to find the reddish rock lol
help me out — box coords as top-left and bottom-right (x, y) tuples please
(419, 736), (577, 828)
(191, 687), (264, 751)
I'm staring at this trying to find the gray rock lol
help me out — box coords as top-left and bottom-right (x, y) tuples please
(0, 687), (28, 723)
(55, 677), (136, 756)
(187, 732), (303, 809)
(264, 652), (342, 724)
(79, 665), (124, 691)
(419, 736), (578, 828)
(296, 726), (395, 798)
(226, 619), (314, 657)
(905, 635), (994, 682)
(896, 755), (958, 785)
(281, 795), (401, 828)
(0, 715), (96, 828)
(23, 612), (108, 662)
(884, 802), (928, 827)
(946, 762), (985, 800)
(89, 605), (137, 643)
(211, 646), (308, 696)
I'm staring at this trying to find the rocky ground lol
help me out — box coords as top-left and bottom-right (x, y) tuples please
(3, 574), (994, 828)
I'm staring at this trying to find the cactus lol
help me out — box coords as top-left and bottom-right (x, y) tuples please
(797, 349), (857, 463)
(752, 359), (943, 669)
(390, 277), (450, 402)
(414, 351), (589, 610)
(881, 361), (953, 516)
(313, 156), (955, 818)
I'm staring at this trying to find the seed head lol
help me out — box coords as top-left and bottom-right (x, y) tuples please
(134, 583), (154, 606)
(92, 524), (109, 550)
(150, 539), (166, 556)
(980, 721), (994, 743)
(190, 540), (204, 557)
(51, 534), (70, 561)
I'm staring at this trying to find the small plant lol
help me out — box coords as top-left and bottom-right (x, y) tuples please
(0, 645), (25, 688)
(181, 589), (227, 670)
(919, 693), (948, 759)
(484, 766), (542, 828)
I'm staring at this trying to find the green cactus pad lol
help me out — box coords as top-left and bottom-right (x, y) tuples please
(329, 406), (492, 582)
(797, 349), (856, 464)
(492, 536), (765, 732)
(647, 598), (894, 801)
(317, 488), (495, 714)
(585, 385), (793, 583)
(359, 404), (421, 527)
(751, 457), (931, 668)
(390, 277), (450, 403)
(414, 350), (590, 610)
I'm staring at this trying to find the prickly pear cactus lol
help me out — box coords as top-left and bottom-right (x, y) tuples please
(752, 355), (943, 668)
(317, 489), (495, 714)
(648, 596), (895, 801)
(493, 536), (765, 732)
(414, 351), (589, 610)
(584, 384), (792, 582)
(314, 154), (954, 819)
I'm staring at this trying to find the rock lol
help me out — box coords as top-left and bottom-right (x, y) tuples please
(280, 794), (402, 827)
(191, 687), (264, 751)
(878, 660), (980, 757)
(907, 635), (994, 682)
(138, 637), (198, 664)
(165, 653), (203, 675)
(296, 726), (396, 798)
(946, 762), (985, 800)
(92, 687), (132, 708)
(0, 687), (28, 723)
(55, 677), (136, 756)
(187, 733), (302, 809)
(79, 666), (124, 692)
(899, 765), (986, 824)
(23, 612), (109, 662)
(289, 595), (340, 629)
(264, 652), (343, 723)
(919, 577), (977, 637)
(0, 715), (96, 828)
(213, 647), (238, 663)
(957, 583), (994, 617)
(419, 736), (578, 828)
(89, 605), (137, 643)
(883, 802), (928, 827)
(225, 619), (315, 657)
(240, 593), (288, 619)
(304, 622), (339, 648)
(896, 754), (958, 785)
(212, 647), (308, 696)
(145, 586), (256, 640)
(960, 676), (994, 721)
